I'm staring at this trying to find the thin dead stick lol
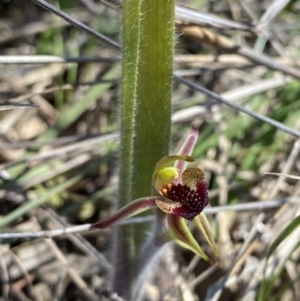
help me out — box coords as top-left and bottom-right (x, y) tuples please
(206, 136), (300, 301)
(0, 224), (92, 239)
(258, 0), (292, 29)
(175, 5), (253, 31)
(0, 133), (103, 149)
(264, 172), (300, 181)
(26, 0), (300, 84)
(1, 132), (118, 169)
(2, 54), (298, 68)
(94, 0), (253, 31)
(45, 238), (98, 301)
(3, 80), (119, 108)
(188, 263), (219, 290)
(172, 76), (291, 123)
(241, 139), (300, 301)
(175, 54), (299, 67)
(0, 55), (119, 64)
(0, 11), (91, 44)
(23, 153), (91, 189)
(43, 207), (111, 270)
(30, 0), (121, 50)
(0, 252), (9, 299)
(1, 197), (299, 239)
(9, 251), (36, 299)
(0, 104), (39, 111)
(80, 0), (102, 15)
(27, 0), (300, 83)
(178, 24), (300, 80)
(175, 75), (300, 139)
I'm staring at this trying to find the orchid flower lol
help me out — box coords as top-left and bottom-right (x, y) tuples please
(92, 127), (221, 265)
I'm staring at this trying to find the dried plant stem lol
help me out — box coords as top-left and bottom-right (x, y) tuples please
(174, 75), (300, 139)
(30, 0), (120, 49)
(1, 197), (299, 240)
(178, 24), (300, 80)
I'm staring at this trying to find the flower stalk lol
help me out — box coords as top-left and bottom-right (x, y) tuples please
(114, 0), (175, 297)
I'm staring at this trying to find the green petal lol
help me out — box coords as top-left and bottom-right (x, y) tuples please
(168, 214), (212, 263)
(195, 212), (222, 267)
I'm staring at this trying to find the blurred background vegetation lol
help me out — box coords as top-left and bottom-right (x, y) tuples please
(0, 0), (300, 300)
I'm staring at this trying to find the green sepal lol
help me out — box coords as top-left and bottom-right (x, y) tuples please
(195, 212), (222, 267)
(167, 214), (212, 263)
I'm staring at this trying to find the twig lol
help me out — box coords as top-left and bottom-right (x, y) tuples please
(45, 239), (98, 301)
(172, 76), (290, 123)
(44, 207), (111, 270)
(79, 0), (101, 15)
(27, 1), (300, 83)
(178, 24), (300, 80)
(0, 104), (39, 111)
(0, 224), (92, 239)
(1, 197), (299, 239)
(23, 153), (91, 189)
(96, 0), (253, 31)
(241, 139), (300, 300)
(0, 55), (119, 64)
(2, 54), (298, 68)
(9, 251), (36, 299)
(1, 132), (118, 170)
(206, 134), (300, 301)
(264, 172), (300, 181)
(0, 133), (102, 149)
(258, 0), (292, 29)
(30, 0), (121, 50)
(174, 75), (300, 139)
(0, 252), (9, 299)
(176, 5), (253, 31)
(4, 80), (119, 107)
(188, 263), (219, 290)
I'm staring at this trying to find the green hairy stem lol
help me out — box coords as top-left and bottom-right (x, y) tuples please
(114, 0), (175, 297)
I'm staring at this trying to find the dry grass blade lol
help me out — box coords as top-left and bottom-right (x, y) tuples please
(258, 0), (292, 29)
(0, 55), (119, 64)
(174, 75), (300, 139)
(30, 0), (121, 49)
(1, 197), (299, 239)
(44, 239), (99, 301)
(176, 5), (253, 31)
(0, 103), (39, 110)
(264, 172), (300, 181)
(178, 24), (300, 79)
